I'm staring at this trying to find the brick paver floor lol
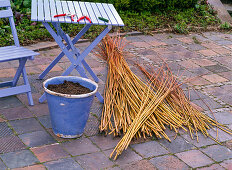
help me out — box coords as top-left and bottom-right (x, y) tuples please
(0, 32), (232, 169)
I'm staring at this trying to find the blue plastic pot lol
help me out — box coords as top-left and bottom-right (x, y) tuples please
(43, 76), (98, 138)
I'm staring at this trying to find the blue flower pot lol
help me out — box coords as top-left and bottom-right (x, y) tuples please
(43, 76), (98, 138)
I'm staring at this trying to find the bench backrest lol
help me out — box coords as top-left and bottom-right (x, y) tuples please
(0, 0), (20, 46)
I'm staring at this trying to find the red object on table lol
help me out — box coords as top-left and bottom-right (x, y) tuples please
(77, 16), (91, 23)
(54, 13), (77, 21)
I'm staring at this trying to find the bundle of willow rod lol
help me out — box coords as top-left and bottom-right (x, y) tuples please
(96, 36), (186, 148)
(138, 64), (232, 141)
(96, 35), (232, 160)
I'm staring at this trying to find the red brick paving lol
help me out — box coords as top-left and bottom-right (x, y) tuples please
(121, 160), (156, 170)
(202, 74), (228, 83)
(30, 144), (69, 162)
(199, 49), (218, 56)
(149, 155), (189, 170)
(13, 164), (46, 170)
(1, 106), (33, 120)
(196, 164), (224, 170)
(61, 137), (100, 156)
(176, 150), (214, 168)
(0, 68), (15, 78)
(1, 32), (232, 169)
(75, 151), (115, 169)
(192, 59), (216, 67)
(220, 159), (232, 169)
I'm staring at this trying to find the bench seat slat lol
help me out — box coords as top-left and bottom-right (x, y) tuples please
(0, 46), (39, 62)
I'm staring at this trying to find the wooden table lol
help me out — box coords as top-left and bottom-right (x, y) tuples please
(31, 0), (124, 103)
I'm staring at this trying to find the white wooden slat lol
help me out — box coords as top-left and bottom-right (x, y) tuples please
(0, 0), (11, 8)
(84, 2), (98, 25)
(61, 1), (72, 23)
(96, 3), (113, 25)
(66, 1), (78, 23)
(72, 1), (85, 24)
(90, 3), (106, 25)
(31, 0), (38, 21)
(0, 9), (13, 18)
(78, 2), (91, 24)
(37, 0), (45, 21)
(101, 3), (118, 26)
(55, 0), (65, 23)
(49, 0), (59, 22)
(43, 0), (52, 22)
(107, 4), (124, 26)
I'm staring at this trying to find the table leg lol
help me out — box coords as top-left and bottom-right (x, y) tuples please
(63, 25), (112, 82)
(38, 23), (91, 79)
(39, 23), (111, 104)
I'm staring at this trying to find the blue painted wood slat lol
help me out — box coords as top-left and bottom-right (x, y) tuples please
(37, 0), (45, 21)
(0, 9), (13, 18)
(0, 46), (35, 53)
(44, 0), (52, 22)
(90, 3), (106, 26)
(0, 85), (31, 98)
(78, 1), (91, 24)
(55, 0), (65, 23)
(49, 0), (59, 22)
(0, 0), (11, 8)
(61, 1), (72, 23)
(84, 2), (98, 25)
(72, 1), (86, 24)
(96, 3), (113, 25)
(66, 1), (78, 23)
(31, 0), (38, 21)
(101, 3), (118, 26)
(108, 4), (124, 26)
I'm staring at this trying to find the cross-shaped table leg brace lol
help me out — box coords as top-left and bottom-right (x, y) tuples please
(38, 24), (92, 80)
(39, 22), (112, 104)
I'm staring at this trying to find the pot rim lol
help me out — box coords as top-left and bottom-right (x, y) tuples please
(43, 76), (98, 99)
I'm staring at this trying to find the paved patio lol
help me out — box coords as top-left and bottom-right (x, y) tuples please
(0, 31), (232, 169)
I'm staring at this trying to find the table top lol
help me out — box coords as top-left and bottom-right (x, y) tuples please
(31, 0), (124, 26)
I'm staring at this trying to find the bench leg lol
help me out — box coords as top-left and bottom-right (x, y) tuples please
(12, 58), (27, 87)
(22, 67), (33, 106)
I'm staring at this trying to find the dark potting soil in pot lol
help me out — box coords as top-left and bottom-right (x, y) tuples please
(47, 80), (92, 95)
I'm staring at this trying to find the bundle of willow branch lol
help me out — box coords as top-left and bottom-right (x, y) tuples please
(137, 64), (232, 141)
(96, 35), (232, 160)
(96, 35), (185, 140)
